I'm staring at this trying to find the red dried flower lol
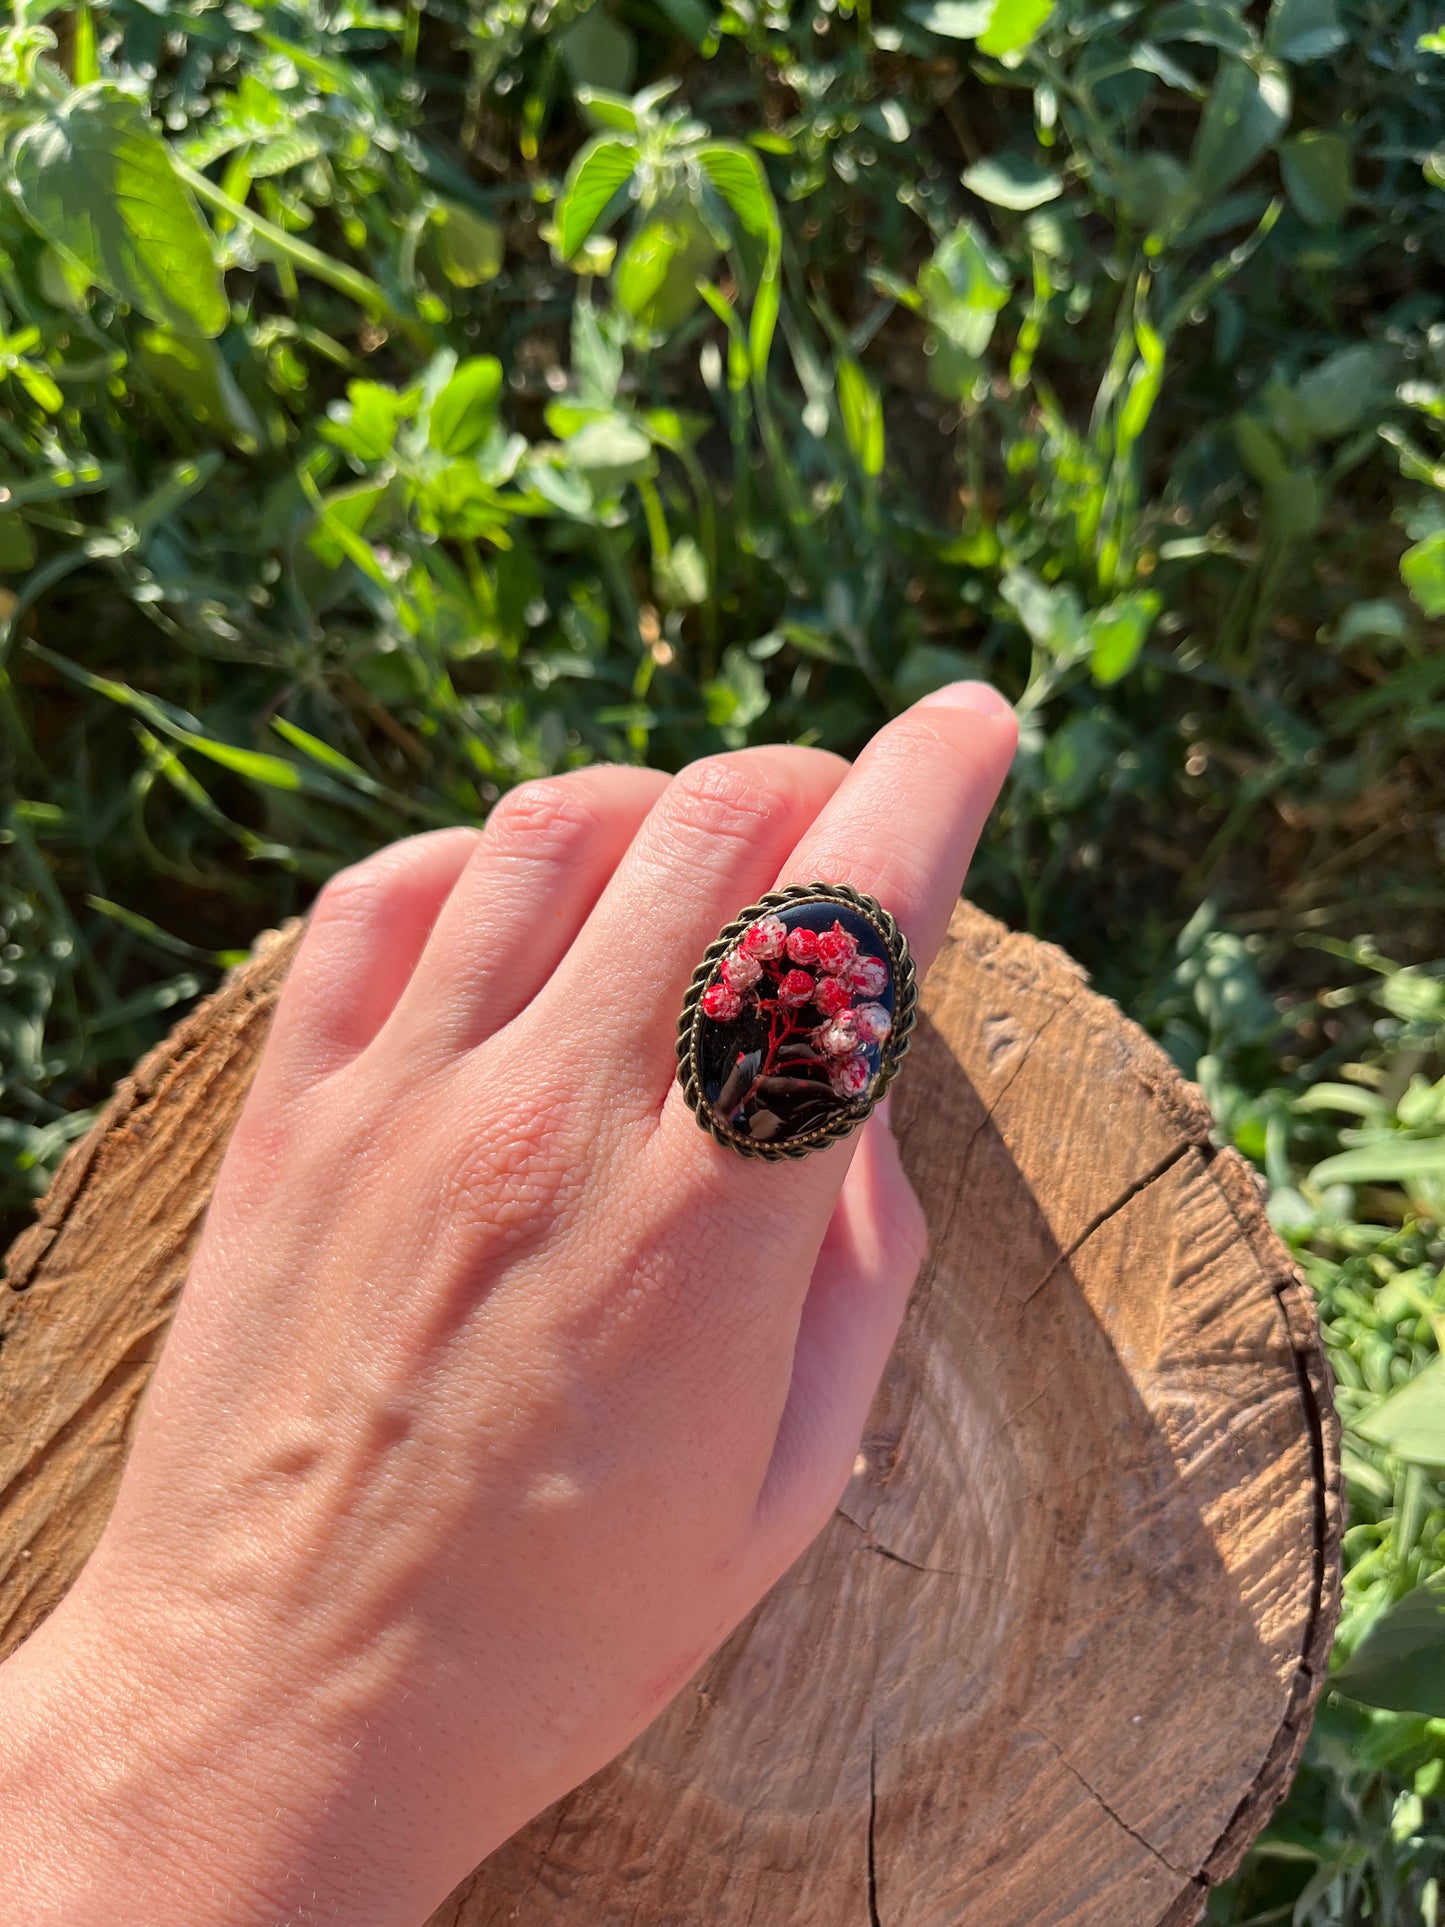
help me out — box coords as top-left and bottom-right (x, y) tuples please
(816, 921), (859, 975)
(721, 948), (762, 992)
(701, 980), (742, 1021)
(785, 927), (821, 966)
(853, 1002), (891, 1043)
(777, 968), (816, 1007)
(844, 954), (889, 999)
(740, 914), (787, 961)
(829, 1052), (873, 1099)
(812, 975), (852, 1017)
(819, 1013), (860, 1057)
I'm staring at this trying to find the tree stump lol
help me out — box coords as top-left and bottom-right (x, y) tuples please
(1, 902), (1341, 1927)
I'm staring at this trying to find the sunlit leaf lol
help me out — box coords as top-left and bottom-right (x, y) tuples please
(429, 357), (504, 456)
(1312, 1135), (1445, 1189)
(905, 0), (993, 36)
(837, 358), (884, 476)
(696, 143), (779, 244)
(556, 135), (638, 259)
(431, 202), (504, 287)
(1401, 529), (1445, 618)
(963, 154), (1063, 209)
(1353, 1356), (1445, 1465)
(1088, 591), (1160, 685)
(12, 85), (226, 337)
(977, 0), (1053, 57)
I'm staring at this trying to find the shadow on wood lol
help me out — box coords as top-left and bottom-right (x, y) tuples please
(1, 903), (1340, 1927)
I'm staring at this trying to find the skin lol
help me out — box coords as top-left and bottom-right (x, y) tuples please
(0, 682), (1017, 1927)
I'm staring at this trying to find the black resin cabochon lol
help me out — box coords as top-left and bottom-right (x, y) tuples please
(693, 899), (898, 1147)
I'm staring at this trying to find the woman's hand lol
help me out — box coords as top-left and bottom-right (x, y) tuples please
(0, 684), (1016, 1927)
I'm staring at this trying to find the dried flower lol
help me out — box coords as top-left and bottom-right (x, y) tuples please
(813, 975), (852, 1017)
(785, 927), (821, 966)
(721, 948), (762, 992)
(844, 954), (889, 999)
(740, 914), (787, 961)
(701, 980), (743, 1021)
(819, 1014), (860, 1057)
(777, 968), (816, 1008)
(816, 921), (859, 975)
(829, 1052), (873, 1099)
(853, 1002), (891, 1043)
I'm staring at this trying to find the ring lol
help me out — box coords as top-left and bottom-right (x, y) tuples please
(675, 883), (918, 1160)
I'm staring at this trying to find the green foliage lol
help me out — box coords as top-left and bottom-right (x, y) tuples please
(1, 0), (1444, 1915)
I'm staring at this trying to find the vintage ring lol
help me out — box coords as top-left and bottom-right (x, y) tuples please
(675, 882), (918, 1160)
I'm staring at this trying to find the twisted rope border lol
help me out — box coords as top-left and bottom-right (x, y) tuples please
(675, 881), (919, 1161)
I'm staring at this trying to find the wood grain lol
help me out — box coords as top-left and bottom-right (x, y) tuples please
(1, 903), (1341, 1926)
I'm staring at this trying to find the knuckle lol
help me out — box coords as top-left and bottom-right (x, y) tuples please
(313, 829), (483, 924)
(484, 776), (604, 858)
(436, 1067), (588, 1246)
(666, 755), (778, 846)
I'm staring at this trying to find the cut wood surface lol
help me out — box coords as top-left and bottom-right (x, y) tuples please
(1, 901), (1341, 1926)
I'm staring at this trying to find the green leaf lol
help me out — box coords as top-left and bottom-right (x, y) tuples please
(1294, 345), (1378, 439)
(429, 356), (504, 456)
(963, 153), (1063, 209)
(305, 480), (390, 571)
(1281, 129), (1352, 226)
(1153, 2), (1258, 54)
(703, 643), (769, 735)
(575, 87), (641, 133)
(557, 7), (635, 93)
(1001, 568), (1086, 657)
(655, 534), (708, 606)
(919, 220), (1012, 348)
(652, 0), (713, 48)
(1188, 59), (1291, 203)
(1401, 529), (1445, 618)
(565, 414), (655, 479)
(613, 215), (717, 331)
(894, 642), (982, 704)
(11, 86), (226, 338)
(1266, 0), (1346, 62)
(977, 0), (1053, 57)
(1088, 591), (1160, 685)
(269, 717), (374, 785)
(556, 135), (638, 259)
(1333, 1584), (1445, 1716)
(697, 143), (779, 245)
(137, 328), (260, 447)
(837, 358), (885, 476)
(906, 0), (993, 36)
(1353, 1356), (1445, 1465)
(1312, 1136), (1445, 1189)
(431, 202), (504, 287)
(0, 513), (36, 573)
(323, 380), (411, 463)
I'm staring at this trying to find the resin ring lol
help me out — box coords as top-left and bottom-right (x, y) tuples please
(675, 882), (918, 1160)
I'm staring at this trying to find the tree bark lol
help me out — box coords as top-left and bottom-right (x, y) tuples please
(1, 903), (1341, 1927)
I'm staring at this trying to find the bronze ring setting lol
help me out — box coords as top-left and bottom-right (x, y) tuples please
(675, 882), (918, 1160)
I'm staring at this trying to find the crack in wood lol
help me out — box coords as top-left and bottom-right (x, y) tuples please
(1021, 1728), (1190, 1883)
(865, 1725), (881, 1927)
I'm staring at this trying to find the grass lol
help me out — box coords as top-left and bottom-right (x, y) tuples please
(1, 0), (1444, 1914)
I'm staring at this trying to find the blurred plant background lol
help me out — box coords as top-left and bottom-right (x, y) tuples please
(0, 0), (1442, 1912)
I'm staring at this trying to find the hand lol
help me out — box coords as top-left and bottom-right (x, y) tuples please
(0, 684), (1016, 1926)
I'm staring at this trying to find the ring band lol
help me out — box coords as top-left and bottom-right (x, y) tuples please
(675, 882), (918, 1160)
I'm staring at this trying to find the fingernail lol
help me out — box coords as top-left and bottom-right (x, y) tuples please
(914, 680), (1015, 721)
